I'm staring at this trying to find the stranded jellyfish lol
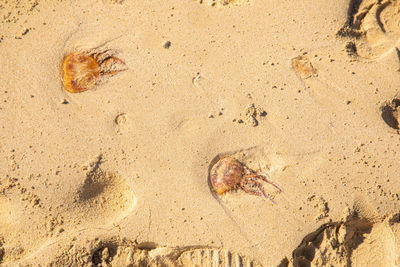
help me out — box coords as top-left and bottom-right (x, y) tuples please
(62, 49), (127, 93)
(209, 157), (282, 203)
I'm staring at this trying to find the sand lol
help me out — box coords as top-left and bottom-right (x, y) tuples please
(1, 0), (400, 266)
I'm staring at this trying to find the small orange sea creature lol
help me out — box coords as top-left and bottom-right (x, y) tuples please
(61, 49), (127, 93)
(209, 157), (282, 203)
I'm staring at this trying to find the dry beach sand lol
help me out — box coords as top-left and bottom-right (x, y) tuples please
(1, 0), (400, 266)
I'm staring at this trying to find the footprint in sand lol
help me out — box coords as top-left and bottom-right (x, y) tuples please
(72, 154), (136, 226)
(41, 235), (262, 266)
(339, 0), (400, 60)
(380, 98), (400, 132)
(0, 154), (135, 264)
(282, 196), (400, 267)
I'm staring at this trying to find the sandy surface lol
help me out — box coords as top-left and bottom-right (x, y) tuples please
(1, 0), (400, 266)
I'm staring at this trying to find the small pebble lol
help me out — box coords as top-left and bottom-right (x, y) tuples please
(163, 40), (171, 49)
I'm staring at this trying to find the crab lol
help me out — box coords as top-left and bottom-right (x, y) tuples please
(61, 49), (127, 93)
(209, 157), (282, 203)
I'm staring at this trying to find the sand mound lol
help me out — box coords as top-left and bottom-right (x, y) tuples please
(283, 197), (400, 267)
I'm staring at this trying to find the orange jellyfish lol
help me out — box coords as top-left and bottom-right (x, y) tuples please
(62, 49), (127, 93)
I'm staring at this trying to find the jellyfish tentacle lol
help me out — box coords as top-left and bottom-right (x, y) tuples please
(100, 57), (128, 75)
(93, 49), (113, 62)
(241, 179), (276, 204)
(255, 173), (283, 192)
(241, 181), (262, 196)
(100, 68), (127, 76)
(243, 167), (283, 192)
